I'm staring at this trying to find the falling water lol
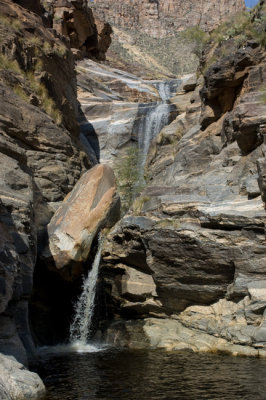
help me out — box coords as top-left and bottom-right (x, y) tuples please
(69, 238), (103, 344)
(135, 79), (181, 174)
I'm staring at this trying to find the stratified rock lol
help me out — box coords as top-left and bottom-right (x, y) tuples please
(201, 46), (263, 130)
(100, 5), (266, 356)
(0, 354), (45, 400)
(102, 317), (264, 357)
(92, 0), (245, 38)
(43, 164), (120, 279)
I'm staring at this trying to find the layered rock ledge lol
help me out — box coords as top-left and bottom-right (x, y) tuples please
(99, 11), (266, 356)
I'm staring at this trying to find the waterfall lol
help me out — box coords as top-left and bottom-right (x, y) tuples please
(135, 79), (181, 175)
(69, 238), (103, 344)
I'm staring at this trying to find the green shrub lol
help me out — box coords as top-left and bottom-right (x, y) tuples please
(210, 7), (266, 48)
(13, 85), (29, 102)
(114, 146), (144, 213)
(132, 196), (150, 214)
(54, 44), (67, 57)
(0, 15), (22, 32)
(43, 41), (52, 55)
(26, 72), (62, 124)
(180, 26), (209, 58)
(0, 53), (21, 74)
(260, 86), (266, 104)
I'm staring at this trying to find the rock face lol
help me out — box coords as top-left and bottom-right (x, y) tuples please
(0, 0), (102, 367)
(45, 0), (112, 60)
(13, 0), (42, 15)
(77, 58), (183, 169)
(92, 0), (246, 38)
(0, 354), (45, 400)
(43, 164), (120, 279)
(100, 10), (266, 356)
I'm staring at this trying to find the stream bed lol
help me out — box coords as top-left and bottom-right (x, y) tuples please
(36, 346), (266, 400)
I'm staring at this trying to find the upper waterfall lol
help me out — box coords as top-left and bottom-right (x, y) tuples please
(135, 79), (181, 174)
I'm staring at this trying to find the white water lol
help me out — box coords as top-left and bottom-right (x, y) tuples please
(137, 80), (180, 174)
(38, 342), (108, 355)
(69, 239), (103, 345)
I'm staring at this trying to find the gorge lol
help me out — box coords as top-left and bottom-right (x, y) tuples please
(0, 0), (266, 399)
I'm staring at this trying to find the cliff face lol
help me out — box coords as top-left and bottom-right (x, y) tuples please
(0, 0), (94, 366)
(92, 0), (246, 38)
(0, 0), (116, 372)
(99, 2), (266, 356)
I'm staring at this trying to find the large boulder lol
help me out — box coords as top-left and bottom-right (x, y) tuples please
(43, 164), (120, 279)
(0, 354), (45, 400)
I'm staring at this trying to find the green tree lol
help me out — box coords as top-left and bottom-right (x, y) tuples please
(181, 26), (209, 58)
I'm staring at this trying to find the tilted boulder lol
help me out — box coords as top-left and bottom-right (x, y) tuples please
(43, 164), (120, 279)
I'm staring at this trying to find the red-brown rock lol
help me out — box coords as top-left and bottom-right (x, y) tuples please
(43, 164), (120, 279)
(92, 0), (246, 38)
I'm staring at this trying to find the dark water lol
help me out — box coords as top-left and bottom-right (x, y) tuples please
(37, 345), (266, 400)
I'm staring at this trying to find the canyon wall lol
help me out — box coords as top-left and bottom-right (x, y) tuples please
(99, 2), (266, 356)
(92, 0), (246, 38)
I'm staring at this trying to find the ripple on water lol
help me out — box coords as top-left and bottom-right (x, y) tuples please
(36, 348), (266, 400)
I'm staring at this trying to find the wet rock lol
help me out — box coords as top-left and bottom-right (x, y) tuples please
(0, 354), (45, 400)
(102, 318), (262, 357)
(43, 164), (120, 279)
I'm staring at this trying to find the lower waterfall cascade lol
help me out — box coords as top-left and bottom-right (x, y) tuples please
(69, 238), (103, 344)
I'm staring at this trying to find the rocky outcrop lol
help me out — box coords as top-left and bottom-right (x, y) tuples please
(0, 354), (45, 400)
(99, 8), (266, 356)
(13, 0), (42, 15)
(42, 164), (120, 279)
(77, 59), (181, 168)
(92, 0), (246, 38)
(0, 0), (98, 367)
(46, 0), (112, 60)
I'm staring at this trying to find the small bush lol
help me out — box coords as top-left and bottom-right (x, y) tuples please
(26, 72), (62, 124)
(27, 36), (43, 47)
(260, 86), (266, 104)
(181, 26), (209, 58)
(43, 41), (52, 55)
(114, 146), (144, 213)
(54, 44), (67, 57)
(210, 7), (266, 48)
(132, 196), (150, 214)
(0, 53), (21, 74)
(0, 15), (22, 32)
(13, 85), (29, 102)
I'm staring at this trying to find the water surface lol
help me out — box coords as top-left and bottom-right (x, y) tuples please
(37, 346), (266, 400)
